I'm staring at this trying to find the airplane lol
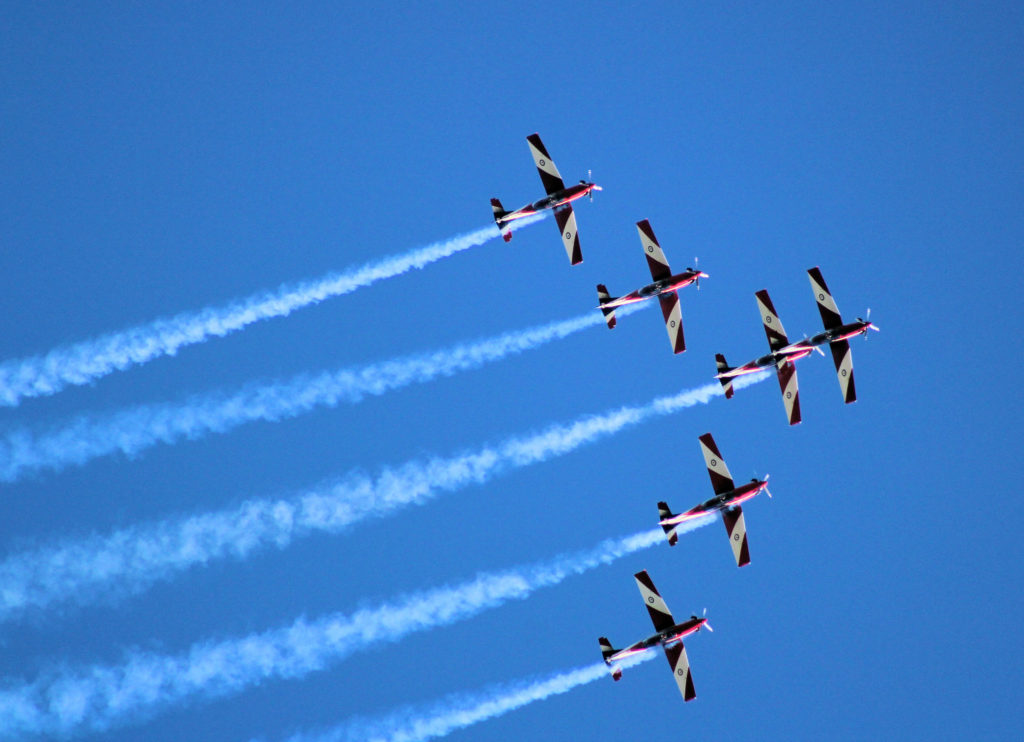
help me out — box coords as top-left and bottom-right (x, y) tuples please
(598, 570), (712, 702)
(596, 219), (707, 354)
(657, 432), (771, 567)
(713, 289), (815, 425)
(490, 133), (601, 265)
(806, 266), (878, 403)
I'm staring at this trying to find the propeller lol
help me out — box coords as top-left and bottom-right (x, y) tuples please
(858, 308), (880, 337)
(688, 256), (706, 290)
(763, 472), (773, 499)
(702, 607), (714, 632)
(586, 169), (603, 201)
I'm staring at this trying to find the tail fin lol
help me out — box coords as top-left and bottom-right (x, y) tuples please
(715, 353), (735, 399)
(598, 637), (623, 680)
(596, 284), (617, 329)
(657, 501), (679, 546)
(491, 198), (512, 242)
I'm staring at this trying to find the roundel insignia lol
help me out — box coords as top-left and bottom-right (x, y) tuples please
(710, 459), (717, 467)
(648, 596), (655, 604)
(565, 232), (571, 239)
(765, 316), (772, 324)
(786, 391), (792, 399)
(733, 533), (740, 541)
(677, 668), (685, 676)
(539, 159), (546, 166)
(647, 245), (654, 253)
(841, 369), (848, 376)
(670, 320), (676, 328)
(818, 293), (825, 300)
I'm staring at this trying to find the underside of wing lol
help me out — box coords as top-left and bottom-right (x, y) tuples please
(775, 359), (801, 425)
(635, 570), (675, 633)
(554, 205), (582, 265)
(698, 433), (734, 495)
(830, 338), (856, 403)
(664, 642), (696, 701)
(636, 219), (672, 282)
(722, 506), (750, 567)
(808, 266), (843, 330)
(658, 291), (685, 353)
(756, 289), (790, 352)
(527, 133), (566, 195)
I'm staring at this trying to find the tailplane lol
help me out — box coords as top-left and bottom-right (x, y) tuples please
(596, 284), (617, 328)
(714, 354), (735, 399)
(490, 198), (512, 242)
(657, 501), (679, 546)
(598, 637), (623, 680)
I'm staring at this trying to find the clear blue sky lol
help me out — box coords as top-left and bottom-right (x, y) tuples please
(1, 2), (1021, 740)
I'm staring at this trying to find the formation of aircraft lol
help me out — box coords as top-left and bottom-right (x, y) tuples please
(596, 219), (707, 354)
(598, 570), (712, 701)
(657, 433), (771, 567)
(492, 135), (876, 707)
(491, 133), (601, 265)
(714, 267), (878, 423)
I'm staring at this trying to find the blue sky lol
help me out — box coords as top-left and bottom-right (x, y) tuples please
(0, 2), (1021, 740)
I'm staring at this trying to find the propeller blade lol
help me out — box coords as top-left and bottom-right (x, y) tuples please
(815, 345), (826, 356)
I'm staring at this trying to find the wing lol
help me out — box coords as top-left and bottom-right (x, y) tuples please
(829, 338), (857, 403)
(722, 506), (751, 567)
(527, 133), (566, 195)
(775, 358), (801, 425)
(808, 266), (843, 330)
(664, 641), (697, 701)
(755, 289), (790, 352)
(636, 219), (672, 282)
(554, 204), (582, 265)
(698, 433), (734, 495)
(634, 570), (675, 633)
(657, 291), (685, 354)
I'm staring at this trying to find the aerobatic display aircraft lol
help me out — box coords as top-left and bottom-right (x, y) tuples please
(598, 570), (712, 702)
(596, 219), (707, 354)
(490, 133), (601, 265)
(806, 266), (878, 403)
(713, 289), (815, 425)
(657, 433), (771, 567)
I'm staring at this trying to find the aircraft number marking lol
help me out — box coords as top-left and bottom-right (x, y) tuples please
(786, 391), (792, 399)
(841, 369), (847, 376)
(539, 159), (546, 166)
(733, 533), (741, 541)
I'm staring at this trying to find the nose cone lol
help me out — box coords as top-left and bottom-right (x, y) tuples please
(591, 183), (603, 191)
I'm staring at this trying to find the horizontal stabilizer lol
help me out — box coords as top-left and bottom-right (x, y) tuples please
(657, 501), (679, 546)
(596, 284), (617, 329)
(714, 354), (735, 399)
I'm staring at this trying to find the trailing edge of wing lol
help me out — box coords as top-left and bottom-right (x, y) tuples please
(635, 570), (675, 633)
(527, 133), (566, 196)
(664, 641), (696, 701)
(554, 205), (582, 265)
(722, 506), (750, 567)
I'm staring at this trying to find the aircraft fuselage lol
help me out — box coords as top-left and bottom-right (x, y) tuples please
(663, 479), (769, 525)
(808, 320), (874, 346)
(600, 269), (706, 309)
(496, 182), (599, 224)
(609, 616), (709, 662)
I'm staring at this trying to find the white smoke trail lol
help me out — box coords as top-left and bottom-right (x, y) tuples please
(0, 524), (711, 738)
(0, 371), (767, 623)
(285, 654), (658, 742)
(0, 217), (543, 408)
(0, 302), (638, 483)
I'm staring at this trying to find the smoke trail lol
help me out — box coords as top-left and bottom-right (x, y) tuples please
(0, 302), (640, 483)
(0, 371), (767, 623)
(0, 217), (543, 408)
(285, 654), (658, 742)
(0, 524), (711, 738)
